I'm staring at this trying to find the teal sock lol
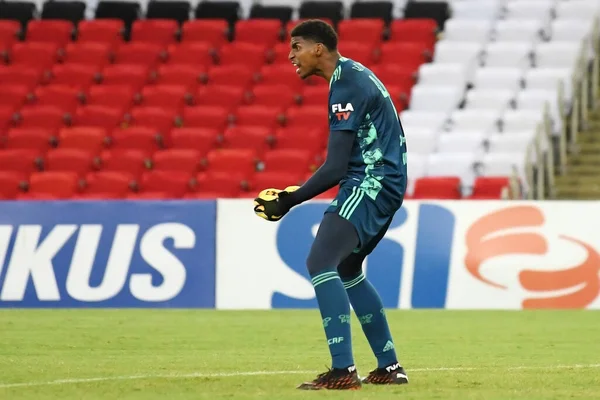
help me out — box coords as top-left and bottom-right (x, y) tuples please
(343, 272), (398, 368)
(310, 268), (354, 369)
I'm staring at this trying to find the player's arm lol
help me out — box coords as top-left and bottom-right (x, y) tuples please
(281, 130), (354, 208)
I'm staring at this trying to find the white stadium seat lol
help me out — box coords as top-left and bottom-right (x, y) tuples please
(482, 42), (534, 69)
(409, 85), (465, 114)
(464, 89), (515, 111)
(524, 68), (572, 101)
(433, 42), (483, 67)
(405, 128), (438, 155)
(492, 19), (545, 43)
(550, 20), (591, 43)
(535, 42), (582, 71)
(473, 67), (524, 92)
(442, 19), (493, 43)
(515, 89), (561, 134)
(438, 132), (487, 154)
(417, 63), (468, 89)
(501, 110), (543, 133)
(555, 1), (600, 21)
(504, 0), (555, 22)
(487, 134), (536, 154)
(447, 109), (502, 133)
(400, 110), (449, 132)
(450, 0), (503, 20)
(480, 152), (528, 179)
(426, 152), (478, 181)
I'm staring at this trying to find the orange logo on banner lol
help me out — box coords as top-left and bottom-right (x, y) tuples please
(465, 206), (600, 309)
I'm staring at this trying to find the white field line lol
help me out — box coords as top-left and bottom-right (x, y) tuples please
(0, 364), (599, 389)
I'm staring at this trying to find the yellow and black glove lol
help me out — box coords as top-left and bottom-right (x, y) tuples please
(253, 186), (299, 222)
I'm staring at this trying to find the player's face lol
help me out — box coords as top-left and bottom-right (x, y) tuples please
(289, 37), (321, 79)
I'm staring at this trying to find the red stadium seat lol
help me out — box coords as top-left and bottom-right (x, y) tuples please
(338, 41), (378, 66)
(167, 42), (213, 67)
(81, 171), (134, 197)
(469, 177), (510, 199)
(412, 177), (462, 199)
(26, 171), (79, 199)
(0, 171), (25, 199)
(235, 19), (282, 47)
(389, 19), (438, 51)
(15, 106), (68, 130)
(195, 171), (245, 197)
(138, 85), (188, 112)
(218, 42), (268, 69)
(248, 84), (295, 108)
(205, 149), (257, 175)
(206, 65), (255, 89)
(220, 126), (273, 153)
(43, 148), (96, 177)
(9, 42), (60, 70)
(49, 64), (100, 91)
(151, 149), (202, 174)
(126, 191), (170, 200)
(74, 105), (124, 130)
(63, 42), (113, 67)
(262, 149), (313, 174)
(0, 85), (30, 109)
(299, 85), (328, 106)
(274, 127), (325, 154)
(114, 42), (165, 67)
(3, 128), (56, 152)
(29, 85), (81, 112)
(181, 106), (229, 131)
(233, 105), (282, 128)
(155, 64), (204, 90)
(270, 43), (290, 65)
(256, 64), (303, 92)
(182, 19), (228, 48)
(58, 127), (107, 154)
(26, 20), (73, 47)
(131, 19), (178, 45)
(283, 106), (328, 129)
(0, 106), (13, 130)
(100, 149), (148, 178)
(0, 149), (42, 174)
(110, 126), (163, 154)
(99, 64), (151, 92)
(195, 85), (244, 111)
(126, 106), (176, 134)
(370, 64), (415, 93)
(0, 66), (43, 91)
(249, 171), (304, 192)
(84, 85), (135, 114)
(379, 43), (430, 72)
(139, 170), (194, 197)
(338, 19), (384, 44)
(0, 21), (19, 46)
(77, 19), (124, 47)
(170, 127), (218, 155)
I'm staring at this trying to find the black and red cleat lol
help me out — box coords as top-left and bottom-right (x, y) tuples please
(362, 363), (409, 385)
(297, 365), (362, 390)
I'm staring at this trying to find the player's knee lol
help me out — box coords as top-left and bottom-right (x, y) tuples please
(337, 253), (364, 282)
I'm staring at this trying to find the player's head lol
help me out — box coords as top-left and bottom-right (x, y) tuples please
(289, 19), (338, 79)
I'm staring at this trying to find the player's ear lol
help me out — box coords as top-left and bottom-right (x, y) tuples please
(314, 43), (324, 57)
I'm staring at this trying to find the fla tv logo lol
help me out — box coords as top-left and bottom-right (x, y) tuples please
(332, 103), (354, 121)
(273, 203), (600, 309)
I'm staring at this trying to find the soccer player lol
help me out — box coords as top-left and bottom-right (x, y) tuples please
(254, 20), (409, 390)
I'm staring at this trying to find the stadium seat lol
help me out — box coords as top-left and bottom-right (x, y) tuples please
(550, 20), (591, 43)
(500, 110), (543, 133)
(138, 85), (188, 113)
(110, 127), (163, 154)
(447, 110), (501, 133)
(58, 127), (107, 154)
(151, 149), (202, 174)
(205, 148), (258, 176)
(195, 85), (245, 111)
(63, 42), (113, 67)
(262, 149), (313, 174)
(0, 20), (20, 46)
(100, 149), (148, 178)
(468, 176), (510, 199)
(248, 84), (295, 108)
(338, 41), (377, 66)
(427, 153), (477, 181)
(41, 1), (86, 25)
(403, 1), (448, 29)
(181, 19), (229, 48)
(195, 171), (246, 197)
(380, 42), (429, 72)
(3, 128), (56, 152)
(483, 42), (534, 69)
(349, 1), (393, 23)
(535, 42), (581, 71)
(217, 42), (268, 69)
(416, 64), (468, 90)
(155, 64), (204, 90)
(298, 1), (344, 27)
(412, 177), (462, 199)
(15, 106), (68, 130)
(480, 152), (527, 178)
(472, 67), (524, 92)
(49, 64), (100, 92)
(493, 19), (544, 44)
(25, 20), (73, 47)
(433, 42), (483, 77)
(437, 132), (486, 154)
(146, 1), (191, 26)
(404, 128), (438, 155)
(194, 1), (240, 28)
(9, 42), (60, 70)
(256, 64), (304, 92)
(464, 89), (515, 111)
(298, 85), (329, 106)
(170, 127), (219, 155)
(283, 106), (328, 129)
(556, 1), (600, 21)
(487, 134), (534, 154)
(249, 3), (293, 25)
(181, 106), (229, 131)
(0, 149), (41, 174)
(0, 106), (13, 130)
(77, 19), (124, 46)
(249, 171), (304, 192)
(74, 105), (124, 131)
(0, 1), (35, 32)
(84, 85), (135, 114)
(0, 171), (25, 199)
(114, 42), (165, 67)
(27, 86), (80, 114)
(43, 148), (96, 177)
(220, 126), (273, 154)
(0, 66), (43, 91)
(167, 42), (214, 68)
(450, 0), (502, 20)
(389, 19), (438, 50)
(139, 170), (194, 197)
(274, 127), (325, 154)
(234, 106), (282, 128)
(408, 86), (464, 114)
(338, 19), (384, 44)
(0, 84), (29, 109)
(131, 19), (178, 45)
(205, 65), (256, 89)
(99, 65), (151, 92)
(443, 19), (493, 43)
(26, 171), (80, 199)
(95, 1), (140, 40)
(80, 171), (133, 198)
(235, 19), (282, 48)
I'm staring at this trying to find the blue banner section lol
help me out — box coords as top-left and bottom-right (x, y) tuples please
(0, 201), (216, 308)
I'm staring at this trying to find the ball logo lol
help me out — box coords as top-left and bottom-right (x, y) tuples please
(465, 206), (600, 309)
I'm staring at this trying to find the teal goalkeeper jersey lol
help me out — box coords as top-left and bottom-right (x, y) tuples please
(328, 57), (408, 214)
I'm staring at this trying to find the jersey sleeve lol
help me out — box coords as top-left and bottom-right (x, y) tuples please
(328, 79), (370, 133)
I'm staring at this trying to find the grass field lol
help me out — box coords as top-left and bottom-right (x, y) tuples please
(0, 310), (598, 399)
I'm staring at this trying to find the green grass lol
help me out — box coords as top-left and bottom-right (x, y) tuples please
(0, 310), (598, 399)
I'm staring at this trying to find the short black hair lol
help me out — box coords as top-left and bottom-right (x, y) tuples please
(290, 19), (338, 51)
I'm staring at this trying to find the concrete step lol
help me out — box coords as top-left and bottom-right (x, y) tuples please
(568, 155), (600, 166)
(555, 175), (600, 186)
(565, 164), (600, 176)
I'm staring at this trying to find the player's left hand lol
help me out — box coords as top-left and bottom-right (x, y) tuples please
(253, 186), (299, 222)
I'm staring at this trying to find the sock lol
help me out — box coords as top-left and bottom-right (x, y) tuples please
(310, 267), (354, 369)
(343, 272), (398, 369)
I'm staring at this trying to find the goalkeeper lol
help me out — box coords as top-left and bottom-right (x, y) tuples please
(254, 20), (409, 390)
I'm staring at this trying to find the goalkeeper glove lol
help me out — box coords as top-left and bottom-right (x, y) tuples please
(253, 186), (299, 222)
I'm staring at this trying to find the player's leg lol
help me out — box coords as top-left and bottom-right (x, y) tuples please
(338, 221), (409, 385)
(297, 212), (362, 390)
